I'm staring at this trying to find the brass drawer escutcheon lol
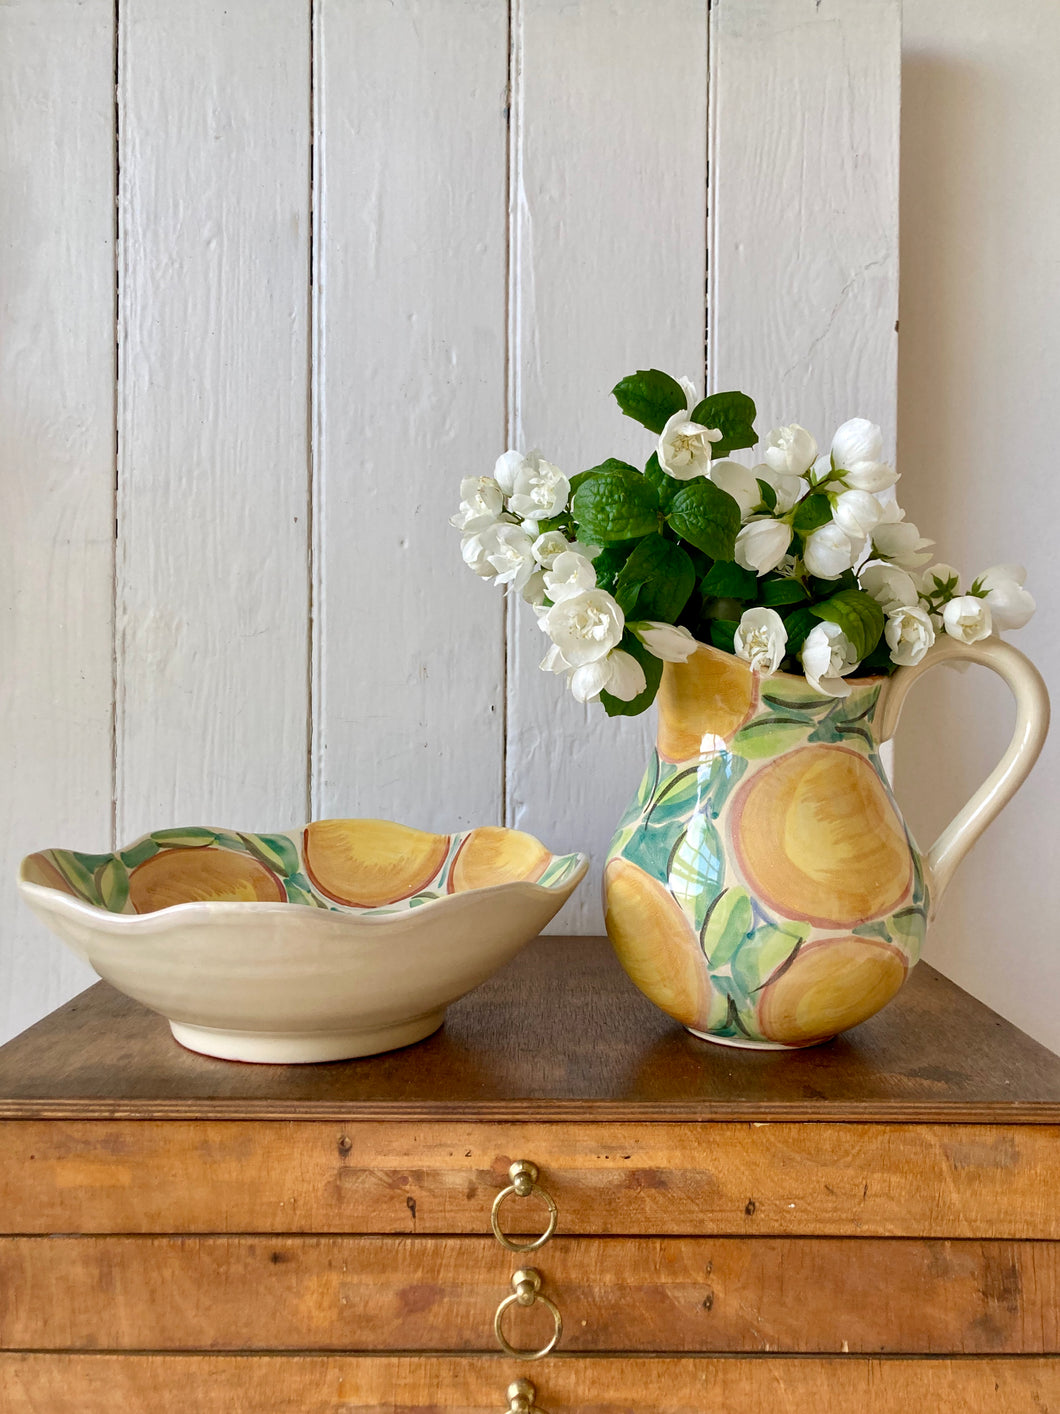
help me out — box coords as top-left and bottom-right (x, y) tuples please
(491, 1159), (558, 1252)
(493, 1267), (563, 1361)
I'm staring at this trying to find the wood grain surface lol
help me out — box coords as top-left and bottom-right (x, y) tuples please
(2, 1117), (1056, 1239)
(2, 1353), (1057, 1413)
(1, 939), (1058, 1123)
(1, 1234), (1056, 1355)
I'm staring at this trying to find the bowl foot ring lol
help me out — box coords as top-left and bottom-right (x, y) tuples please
(169, 1009), (446, 1064)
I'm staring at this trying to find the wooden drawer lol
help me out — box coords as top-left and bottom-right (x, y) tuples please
(3, 1353), (1060, 1412)
(3, 1119), (1058, 1238)
(2, 1234), (1057, 1355)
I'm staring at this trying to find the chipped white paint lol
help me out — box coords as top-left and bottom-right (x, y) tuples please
(0, 0), (901, 1041)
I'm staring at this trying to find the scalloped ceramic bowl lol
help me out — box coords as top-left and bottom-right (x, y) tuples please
(18, 820), (588, 1063)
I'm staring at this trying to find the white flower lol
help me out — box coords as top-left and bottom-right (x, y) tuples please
(734, 607), (787, 676)
(658, 410), (722, 479)
(539, 588), (624, 666)
(569, 649), (646, 704)
(801, 621), (860, 698)
(803, 522), (866, 579)
(543, 550), (597, 603)
(483, 523), (537, 592)
(828, 419), (898, 492)
(756, 463), (808, 514)
(977, 564), (1036, 630)
(885, 605), (936, 666)
(521, 569), (547, 606)
(530, 530), (571, 567)
(450, 476), (505, 532)
(508, 451), (570, 521)
(763, 424), (817, 476)
(461, 530), (499, 579)
(832, 418), (883, 468)
(734, 518), (792, 575)
(872, 505), (934, 568)
(679, 375), (699, 408)
(859, 564), (919, 615)
(493, 449), (525, 496)
(832, 489), (883, 539)
(629, 621), (698, 662)
(709, 459), (759, 517)
(943, 595), (993, 644)
(916, 563), (962, 601)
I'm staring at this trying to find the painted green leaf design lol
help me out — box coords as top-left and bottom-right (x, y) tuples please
(51, 851), (103, 905)
(731, 923), (806, 998)
(283, 879), (325, 908)
(667, 815), (724, 933)
(703, 751), (748, 817)
(760, 688), (822, 713)
(644, 766), (702, 829)
(890, 906), (928, 958)
(119, 837), (158, 869)
(702, 887), (753, 969)
(96, 857), (129, 913)
(852, 919), (893, 943)
(240, 831), (300, 877)
(732, 717), (810, 760)
(151, 827), (217, 849)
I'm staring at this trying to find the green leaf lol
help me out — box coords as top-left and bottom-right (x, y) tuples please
(239, 831), (300, 877)
(613, 533), (696, 621)
(644, 450), (683, 512)
(688, 391), (757, 458)
(761, 575), (809, 607)
(699, 559), (758, 601)
(791, 493), (833, 535)
(781, 606), (820, 657)
(667, 479), (741, 559)
(643, 767), (701, 829)
(701, 887), (753, 968)
(119, 836), (158, 869)
(731, 716), (811, 760)
(96, 857), (129, 913)
(708, 618), (738, 655)
(756, 477), (778, 512)
(592, 543), (635, 593)
(50, 851), (102, 906)
(611, 369), (688, 434)
(600, 633), (664, 718)
(571, 470), (660, 544)
(151, 827), (217, 849)
(668, 815), (725, 933)
(731, 923), (806, 997)
(810, 588), (886, 660)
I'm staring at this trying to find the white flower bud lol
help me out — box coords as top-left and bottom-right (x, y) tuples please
(977, 565), (1036, 630)
(803, 522), (865, 579)
(859, 564), (919, 615)
(734, 518), (793, 575)
(942, 595), (993, 644)
(763, 424), (818, 477)
(801, 621), (860, 698)
(629, 621), (698, 662)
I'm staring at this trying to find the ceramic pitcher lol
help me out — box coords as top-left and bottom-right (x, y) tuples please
(603, 636), (1049, 1049)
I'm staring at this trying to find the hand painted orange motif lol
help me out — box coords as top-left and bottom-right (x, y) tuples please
(730, 745), (911, 927)
(656, 644), (756, 762)
(604, 856), (714, 1029)
(303, 819), (449, 908)
(756, 934), (908, 1046)
(449, 826), (551, 892)
(128, 847), (285, 912)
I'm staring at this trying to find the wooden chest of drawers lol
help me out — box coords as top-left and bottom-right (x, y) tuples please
(1, 936), (1058, 1411)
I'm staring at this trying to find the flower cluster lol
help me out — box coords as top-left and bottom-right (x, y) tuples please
(453, 369), (1035, 714)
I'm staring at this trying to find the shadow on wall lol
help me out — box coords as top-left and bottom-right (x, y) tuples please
(895, 51), (1059, 1053)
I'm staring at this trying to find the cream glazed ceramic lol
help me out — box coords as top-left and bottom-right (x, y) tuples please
(19, 820), (588, 1063)
(604, 634), (1049, 1050)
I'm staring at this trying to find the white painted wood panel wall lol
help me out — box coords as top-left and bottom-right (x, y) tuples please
(0, 0), (899, 1043)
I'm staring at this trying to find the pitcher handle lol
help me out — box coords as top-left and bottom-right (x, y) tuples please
(875, 635), (1049, 918)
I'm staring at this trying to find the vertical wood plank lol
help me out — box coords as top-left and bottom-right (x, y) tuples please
(116, 0), (312, 842)
(507, 0), (709, 932)
(708, 0), (900, 448)
(313, 0), (508, 831)
(0, 2), (114, 1042)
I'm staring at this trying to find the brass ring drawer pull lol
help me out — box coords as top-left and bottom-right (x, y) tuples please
(491, 1159), (558, 1252)
(502, 1378), (547, 1414)
(493, 1267), (563, 1361)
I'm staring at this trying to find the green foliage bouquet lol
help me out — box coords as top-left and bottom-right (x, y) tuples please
(453, 369), (1035, 716)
